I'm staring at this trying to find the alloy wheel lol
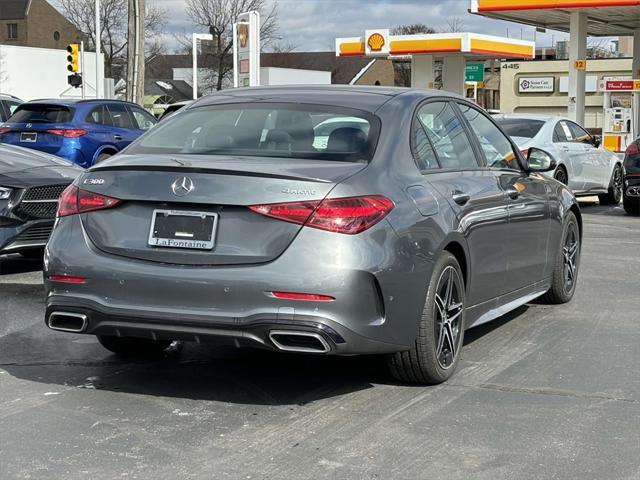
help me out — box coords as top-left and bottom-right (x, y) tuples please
(554, 168), (567, 185)
(562, 225), (579, 292)
(612, 166), (623, 203)
(433, 266), (464, 369)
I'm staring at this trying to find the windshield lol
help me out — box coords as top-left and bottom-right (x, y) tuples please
(495, 118), (545, 139)
(126, 103), (379, 162)
(8, 104), (74, 124)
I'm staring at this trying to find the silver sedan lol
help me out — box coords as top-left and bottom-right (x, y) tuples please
(494, 114), (623, 204)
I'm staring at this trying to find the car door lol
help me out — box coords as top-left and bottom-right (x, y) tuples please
(106, 103), (137, 150)
(458, 102), (551, 293)
(411, 100), (512, 307)
(566, 120), (607, 190)
(554, 120), (588, 191)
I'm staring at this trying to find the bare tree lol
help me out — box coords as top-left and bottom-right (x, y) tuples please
(391, 24), (436, 87)
(444, 17), (465, 33)
(391, 24), (436, 36)
(59, 0), (167, 79)
(270, 40), (297, 53)
(185, 0), (279, 91)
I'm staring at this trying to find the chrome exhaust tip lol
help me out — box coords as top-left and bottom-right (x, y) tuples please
(47, 312), (87, 333)
(269, 330), (331, 353)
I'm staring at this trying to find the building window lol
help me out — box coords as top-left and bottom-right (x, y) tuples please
(7, 23), (17, 40)
(53, 31), (60, 41)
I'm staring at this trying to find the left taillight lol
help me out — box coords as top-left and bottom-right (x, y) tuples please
(46, 128), (88, 138)
(0, 127), (12, 135)
(249, 195), (394, 235)
(57, 184), (121, 217)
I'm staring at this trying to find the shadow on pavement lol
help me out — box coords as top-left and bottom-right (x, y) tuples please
(0, 302), (532, 405)
(0, 254), (43, 276)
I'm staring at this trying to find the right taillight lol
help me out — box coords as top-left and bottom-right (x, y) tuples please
(625, 142), (640, 156)
(249, 195), (394, 235)
(57, 184), (121, 217)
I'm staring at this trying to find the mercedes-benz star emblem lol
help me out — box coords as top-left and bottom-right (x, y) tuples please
(171, 176), (195, 197)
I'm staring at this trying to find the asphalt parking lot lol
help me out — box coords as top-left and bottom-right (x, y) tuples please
(0, 201), (639, 480)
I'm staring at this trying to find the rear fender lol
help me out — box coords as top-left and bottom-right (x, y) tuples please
(91, 144), (119, 166)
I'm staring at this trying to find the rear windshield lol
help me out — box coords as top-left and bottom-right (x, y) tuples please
(127, 103), (379, 162)
(495, 118), (545, 139)
(8, 104), (74, 124)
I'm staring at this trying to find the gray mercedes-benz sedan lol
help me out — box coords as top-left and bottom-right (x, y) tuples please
(44, 86), (582, 384)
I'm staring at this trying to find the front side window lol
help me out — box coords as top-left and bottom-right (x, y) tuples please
(459, 103), (520, 170)
(127, 103), (379, 162)
(129, 107), (157, 130)
(7, 23), (17, 40)
(414, 101), (478, 170)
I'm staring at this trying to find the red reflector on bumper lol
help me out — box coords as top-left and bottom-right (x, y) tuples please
(271, 291), (335, 301)
(47, 275), (87, 284)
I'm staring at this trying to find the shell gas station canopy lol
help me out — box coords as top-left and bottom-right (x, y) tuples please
(335, 31), (534, 95)
(471, 0), (640, 134)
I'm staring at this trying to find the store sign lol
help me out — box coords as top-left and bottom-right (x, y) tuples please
(465, 63), (485, 83)
(518, 77), (554, 93)
(600, 80), (640, 92)
(233, 11), (260, 88)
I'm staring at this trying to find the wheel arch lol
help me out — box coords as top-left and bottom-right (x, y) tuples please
(442, 240), (468, 288)
(569, 203), (583, 241)
(92, 144), (119, 164)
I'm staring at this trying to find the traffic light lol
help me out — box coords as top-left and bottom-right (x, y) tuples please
(66, 44), (79, 73)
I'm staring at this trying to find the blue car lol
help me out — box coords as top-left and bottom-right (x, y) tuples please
(0, 99), (157, 167)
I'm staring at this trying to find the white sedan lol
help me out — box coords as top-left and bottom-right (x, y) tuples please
(494, 114), (623, 205)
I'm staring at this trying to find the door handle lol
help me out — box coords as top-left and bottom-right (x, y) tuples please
(113, 135), (123, 141)
(451, 191), (470, 205)
(506, 186), (520, 199)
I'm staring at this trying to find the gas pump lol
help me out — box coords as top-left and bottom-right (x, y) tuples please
(599, 79), (639, 153)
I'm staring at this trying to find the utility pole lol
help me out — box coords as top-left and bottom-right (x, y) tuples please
(126, 0), (145, 105)
(95, 0), (101, 98)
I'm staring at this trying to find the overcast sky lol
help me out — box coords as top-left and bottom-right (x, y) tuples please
(151, 0), (569, 53)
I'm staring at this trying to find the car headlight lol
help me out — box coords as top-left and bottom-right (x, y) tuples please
(0, 187), (12, 200)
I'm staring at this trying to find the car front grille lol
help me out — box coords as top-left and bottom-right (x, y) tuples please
(14, 184), (69, 220)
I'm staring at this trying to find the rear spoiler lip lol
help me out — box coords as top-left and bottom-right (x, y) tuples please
(88, 164), (365, 184)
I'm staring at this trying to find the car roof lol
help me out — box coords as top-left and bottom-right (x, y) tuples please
(23, 98), (141, 107)
(493, 113), (569, 123)
(190, 85), (449, 113)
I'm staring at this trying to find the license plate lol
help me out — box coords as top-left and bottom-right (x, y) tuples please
(148, 209), (218, 250)
(20, 132), (37, 143)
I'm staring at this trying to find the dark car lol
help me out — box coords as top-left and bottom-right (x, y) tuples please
(158, 100), (192, 121)
(0, 94), (23, 121)
(43, 86), (582, 384)
(0, 144), (82, 257)
(0, 99), (157, 168)
(623, 139), (640, 215)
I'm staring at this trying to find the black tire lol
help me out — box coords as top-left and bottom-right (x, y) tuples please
(554, 166), (568, 185)
(97, 335), (171, 357)
(598, 164), (623, 205)
(623, 194), (640, 216)
(540, 211), (580, 304)
(388, 252), (465, 384)
(95, 152), (113, 164)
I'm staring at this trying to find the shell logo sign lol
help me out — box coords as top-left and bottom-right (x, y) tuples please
(365, 29), (390, 55)
(367, 33), (385, 51)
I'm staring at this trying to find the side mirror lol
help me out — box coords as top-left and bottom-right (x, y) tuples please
(525, 147), (557, 173)
(591, 135), (602, 148)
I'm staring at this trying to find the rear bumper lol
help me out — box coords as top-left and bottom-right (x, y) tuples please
(44, 215), (430, 355)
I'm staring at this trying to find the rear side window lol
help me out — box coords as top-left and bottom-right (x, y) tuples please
(8, 104), (73, 124)
(86, 106), (109, 125)
(107, 104), (135, 129)
(414, 101), (478, 170)
(127, 103), (380, 162)
(554, 122), (571, 142)
(459, 104), (520, 170)
(494, 118), (545, 139)
(567, 121), (591, 143)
